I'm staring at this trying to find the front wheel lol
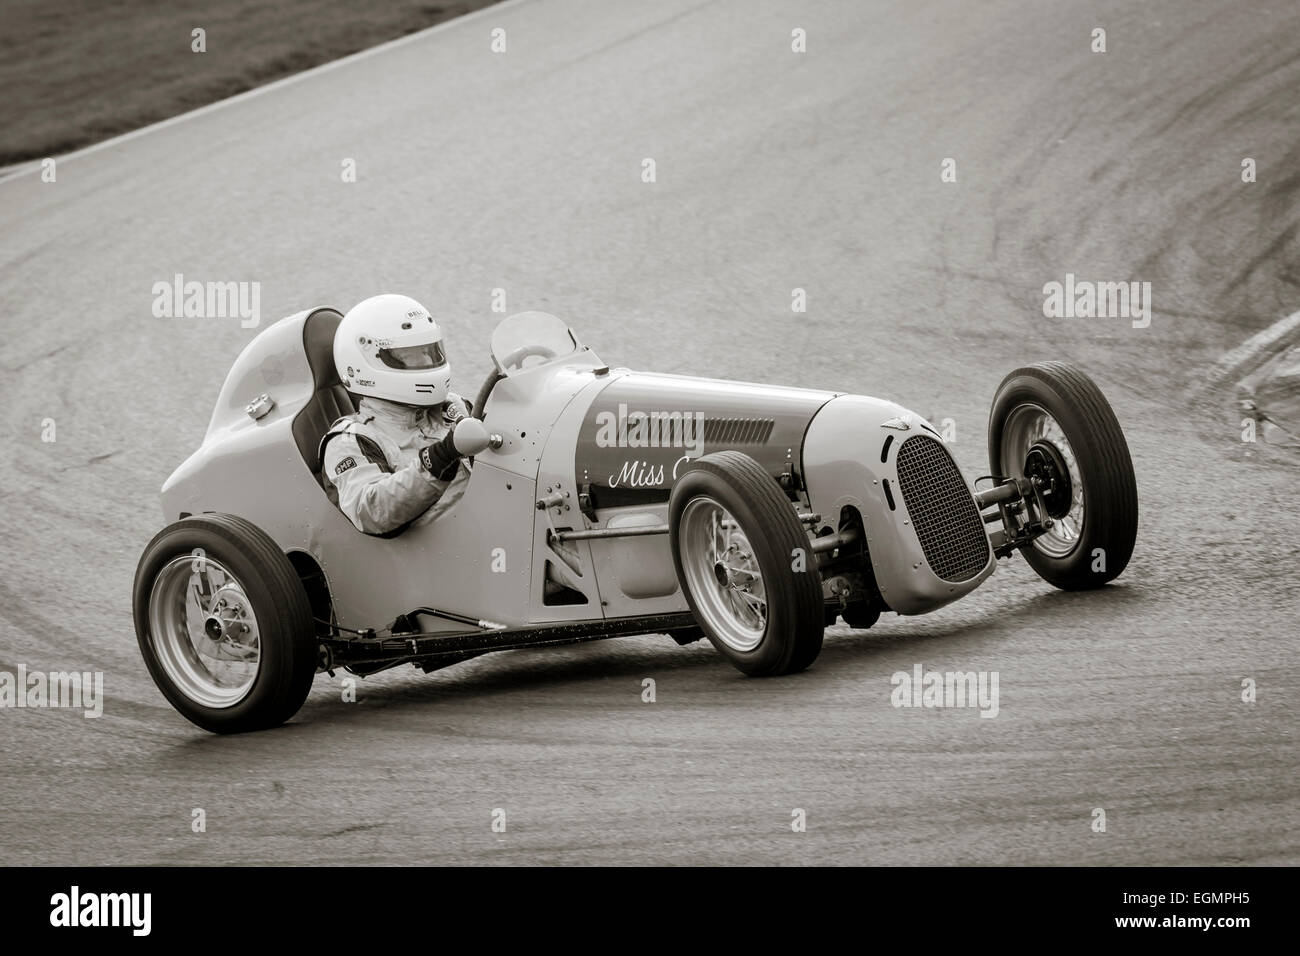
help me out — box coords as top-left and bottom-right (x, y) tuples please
(133, 514), (319, 733)
(669, 452), (824, 676)
(988, 362), (1138, 589)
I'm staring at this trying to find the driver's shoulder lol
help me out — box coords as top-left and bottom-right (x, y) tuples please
(323, 411), (377, 441)
(319, 413), (391, 470)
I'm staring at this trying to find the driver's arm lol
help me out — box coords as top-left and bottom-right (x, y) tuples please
(324, 432), (455, 535)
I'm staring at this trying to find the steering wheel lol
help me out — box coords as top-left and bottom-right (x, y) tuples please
(473, 344), (558, 420)
(499, 343), (557, 370)
(471, 345), (561, 421)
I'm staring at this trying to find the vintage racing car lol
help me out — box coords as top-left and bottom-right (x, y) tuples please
(133, 308), (1139, 733)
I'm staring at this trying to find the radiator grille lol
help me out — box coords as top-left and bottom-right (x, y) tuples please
(702, 417), (774, 444)
(894, 436), (990, 582)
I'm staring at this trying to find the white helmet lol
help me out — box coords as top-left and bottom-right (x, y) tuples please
(334, 294), (452, 406)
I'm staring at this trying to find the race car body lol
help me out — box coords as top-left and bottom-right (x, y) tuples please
(136, 308), (1136, 733)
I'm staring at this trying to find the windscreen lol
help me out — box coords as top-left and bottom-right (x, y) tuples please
(489, 311), (581, 373)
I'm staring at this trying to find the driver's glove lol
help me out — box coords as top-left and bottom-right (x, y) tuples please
(442, 396), (468, 425)
(419, 430), (461, 481)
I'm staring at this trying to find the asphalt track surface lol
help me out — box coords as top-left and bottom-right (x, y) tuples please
(1, 0), (1298, 865)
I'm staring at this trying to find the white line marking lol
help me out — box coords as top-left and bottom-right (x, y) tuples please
(0, 0), (529, 186)
(1209, 308), (1300, 385)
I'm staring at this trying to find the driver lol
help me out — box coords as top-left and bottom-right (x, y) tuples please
(320, 293), (477, 535)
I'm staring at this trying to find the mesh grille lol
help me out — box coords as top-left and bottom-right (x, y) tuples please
(894, 436), (990, 582)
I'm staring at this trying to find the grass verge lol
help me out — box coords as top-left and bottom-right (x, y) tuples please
(0, 0), (503, 166)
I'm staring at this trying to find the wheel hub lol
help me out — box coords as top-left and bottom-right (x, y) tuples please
(1025, 439), (1072, 519)
(1000, 403), (1086, 559)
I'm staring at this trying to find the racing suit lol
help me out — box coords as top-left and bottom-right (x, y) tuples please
(320, 394), (471, 535)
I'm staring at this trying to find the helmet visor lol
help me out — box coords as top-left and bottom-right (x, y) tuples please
(377, 341), (446, 370)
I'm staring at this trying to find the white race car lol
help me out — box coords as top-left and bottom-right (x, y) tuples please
(134, 308), (1138, 733)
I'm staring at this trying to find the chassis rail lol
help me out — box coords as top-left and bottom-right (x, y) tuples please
(319, 611), (700, 668)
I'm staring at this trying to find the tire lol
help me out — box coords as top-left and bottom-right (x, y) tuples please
(668, 452), (824, 675)
(988, 362), (1138, 589)
(133, 514), (318, 733)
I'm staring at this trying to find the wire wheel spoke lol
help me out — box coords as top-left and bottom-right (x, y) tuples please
(734, 587), (767, 625)
(680, 496), (768, 652)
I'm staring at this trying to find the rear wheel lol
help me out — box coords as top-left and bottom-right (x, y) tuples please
(669, 452), (824, 675)
(988, 363), (1138, 589)
(133, 514), (318, 733)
